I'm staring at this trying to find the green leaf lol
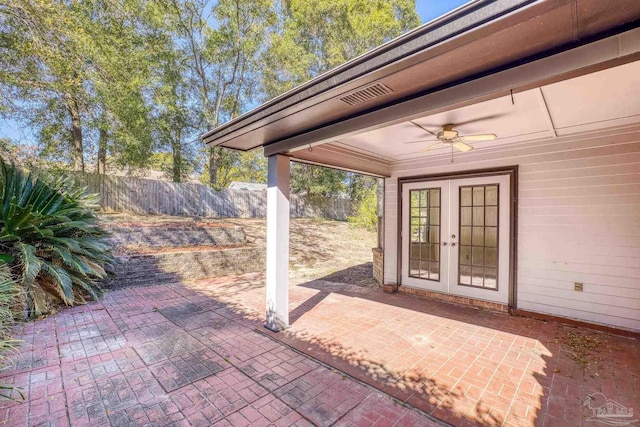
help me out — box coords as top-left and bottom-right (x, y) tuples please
(0, 254), (14, 265)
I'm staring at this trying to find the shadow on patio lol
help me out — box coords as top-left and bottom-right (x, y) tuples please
(187, 267), (639, 427)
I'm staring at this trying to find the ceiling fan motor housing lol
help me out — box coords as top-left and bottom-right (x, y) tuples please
(438, 125), (459, 140)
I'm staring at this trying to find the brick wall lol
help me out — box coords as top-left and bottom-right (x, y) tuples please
(109, 246), (264, 288)
(106, 225), (247, 248)
(372, 248), (383, 285)
(398, 286), (508, 313)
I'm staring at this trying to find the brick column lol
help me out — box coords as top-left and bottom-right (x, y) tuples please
(372, 248), (384, 285)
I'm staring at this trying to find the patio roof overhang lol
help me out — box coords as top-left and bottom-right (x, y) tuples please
(202, 0), (640, 178)
(202, 1), (640, 333)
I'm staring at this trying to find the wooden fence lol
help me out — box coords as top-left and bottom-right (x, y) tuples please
(73, 173), (355, 220)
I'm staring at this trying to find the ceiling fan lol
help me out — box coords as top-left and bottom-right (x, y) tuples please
(406, 121), (497, 152)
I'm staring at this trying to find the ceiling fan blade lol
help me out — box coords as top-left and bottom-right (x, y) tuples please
(452, 114), (506, 127)
(420, 141), (442, 152)
(457, 133), (496, 142)
(419, 113), (508, 130)
(402, 138), (438, 144)
(409, 121), (438, 136)
(452, 141), (474, 152)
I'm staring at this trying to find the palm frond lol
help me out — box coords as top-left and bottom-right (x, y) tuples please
(0, 156), (112, 317)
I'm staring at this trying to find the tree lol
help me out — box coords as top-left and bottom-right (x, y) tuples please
(164, 0), (276, 187)
(0, 1), (94, 170)
(0, 1), (160, 173)
(0, 0), (419, 193)
(346, 172), (377, 202)
(263, 0), (418, 197)
(151, 45), (195, 183)
(81, 0), (161, 174)
(290, 163), (346, 197)
(200, 148), (267, 187)
(262, 0), (419, 99)
(232, 150), (267, 184)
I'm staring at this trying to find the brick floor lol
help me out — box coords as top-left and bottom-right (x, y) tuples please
(186, 274), (639, 427)
(1, 274), (638, 426)
(0, 276), (441, 427)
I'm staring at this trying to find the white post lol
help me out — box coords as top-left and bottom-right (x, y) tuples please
(265, 154), (290, 331)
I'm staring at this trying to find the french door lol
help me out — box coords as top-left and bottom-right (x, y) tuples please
(401, 175), (510, 304)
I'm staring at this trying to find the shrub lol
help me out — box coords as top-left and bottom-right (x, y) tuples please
(0, 157), (112, 317)
(0, 260), (23, 400)
(348, 186), (378, 232)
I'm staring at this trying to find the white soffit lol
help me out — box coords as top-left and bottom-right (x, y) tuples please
(331, 89), (552, 161)
(541, 60), (640, 135)
(326, 60), (640, 162)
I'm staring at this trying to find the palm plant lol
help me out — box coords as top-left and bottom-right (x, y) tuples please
(0, 157), (112, 317)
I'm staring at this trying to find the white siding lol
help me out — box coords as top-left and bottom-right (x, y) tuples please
(383, 125), (640, 331)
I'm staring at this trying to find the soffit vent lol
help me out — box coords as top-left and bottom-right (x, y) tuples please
(339, 82), (393, 106)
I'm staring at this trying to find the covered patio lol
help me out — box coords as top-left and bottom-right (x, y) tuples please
(199, 1), (640, 425)
(203, 1), (640, 335)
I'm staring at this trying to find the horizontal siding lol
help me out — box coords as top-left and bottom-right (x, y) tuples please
(384, 125), (640, 331)
(515, 301), (639, 331)
(518, 283), (638, 310)
(519, 161), (640, 180)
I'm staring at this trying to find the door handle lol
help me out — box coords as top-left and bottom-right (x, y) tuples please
(450, 242), (456, 247)
(442, 242), (448, 246)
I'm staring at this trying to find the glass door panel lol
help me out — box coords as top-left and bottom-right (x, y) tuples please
(458, 184), (499, 289)
(408, 188), (440, 281)
(401, 181), (449, 292)
(449, 175), (510, 304)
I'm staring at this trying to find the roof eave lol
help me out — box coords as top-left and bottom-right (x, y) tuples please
(200, 0), (536, 145)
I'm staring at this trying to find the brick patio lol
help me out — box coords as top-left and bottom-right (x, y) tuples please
(0, 276), (441, 427)
(1, 272), (638, 426)
(184, 273), (640, 427)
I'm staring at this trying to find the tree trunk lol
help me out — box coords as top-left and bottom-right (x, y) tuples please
(97, 126), (107, 174)
(209, 146), (218, 186)
(172, 139), (182, 183)
(64, 93), (84, 172)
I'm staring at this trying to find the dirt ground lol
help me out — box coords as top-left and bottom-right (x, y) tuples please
(101, 213), (379, 286)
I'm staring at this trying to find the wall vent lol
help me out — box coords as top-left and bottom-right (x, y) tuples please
(339, 83), (393, 106)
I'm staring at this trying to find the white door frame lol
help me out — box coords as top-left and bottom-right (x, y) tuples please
(398, 167), (518, 308)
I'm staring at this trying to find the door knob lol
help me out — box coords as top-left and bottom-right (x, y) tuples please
(451, 242), (457, 247)
(442, 242), (448, 246)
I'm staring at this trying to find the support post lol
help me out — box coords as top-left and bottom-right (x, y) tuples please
(265, 154), (290, 331)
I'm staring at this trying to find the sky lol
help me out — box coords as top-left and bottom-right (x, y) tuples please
(0, 0), (472, 146)
(416, 0), (470, 23)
